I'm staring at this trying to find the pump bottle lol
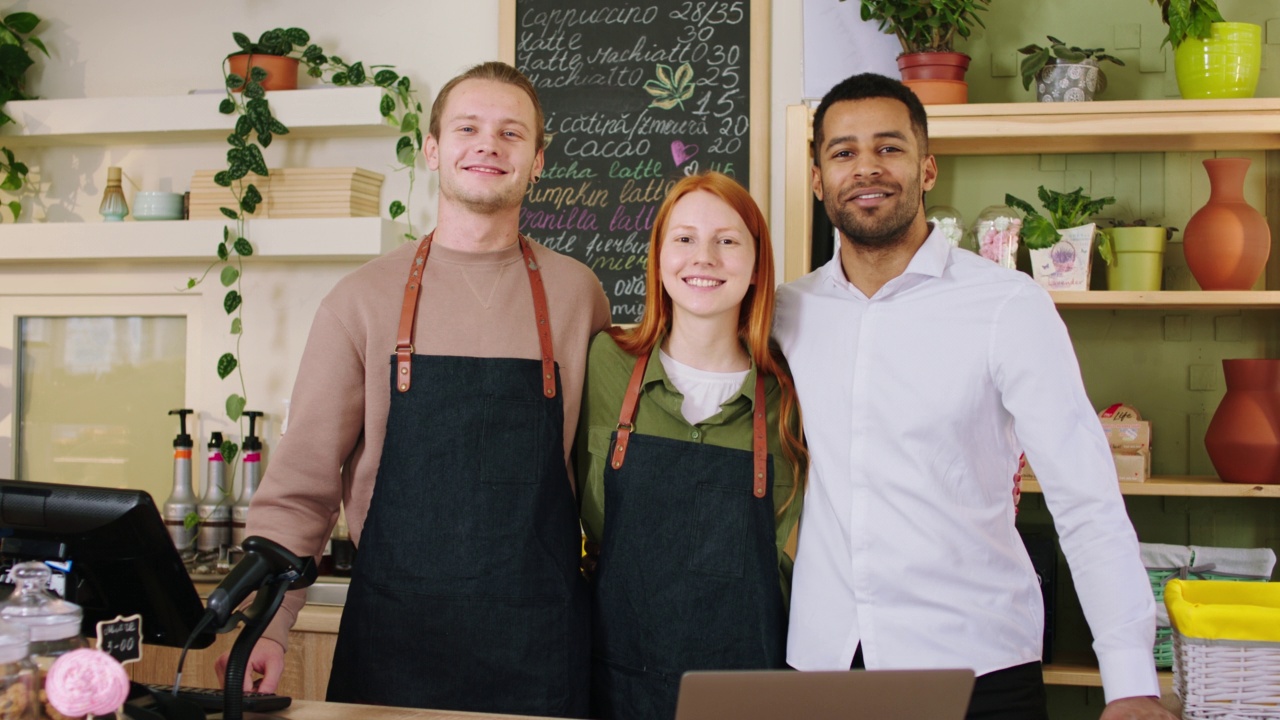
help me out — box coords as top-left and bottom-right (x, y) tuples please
(231, 411), (265, 552)
(197, 431), (232, 555)
(163, 408), (198, 555)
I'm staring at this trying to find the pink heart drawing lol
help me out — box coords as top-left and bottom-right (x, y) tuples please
(671, 140), (700, 167)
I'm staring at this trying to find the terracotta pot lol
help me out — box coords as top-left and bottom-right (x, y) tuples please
(1181, 158), (1271, 290)
(897, 52), (971, 81)
(227, 53), (300, 92)
(902, 78), (968, 105)
(1205, 359), (1280, 484)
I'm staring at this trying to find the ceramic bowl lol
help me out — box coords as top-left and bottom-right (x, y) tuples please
(132, 191), (184, 221)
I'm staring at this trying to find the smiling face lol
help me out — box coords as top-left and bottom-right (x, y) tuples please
(424, 78), (544, 215)
(659, 190), (757, 327)
(812, 96), (937, 249)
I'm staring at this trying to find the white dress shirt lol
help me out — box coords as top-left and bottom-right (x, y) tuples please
(775, 227), (1158, 703)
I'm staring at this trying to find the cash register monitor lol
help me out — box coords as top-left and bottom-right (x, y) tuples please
(0, 478), (215, 649)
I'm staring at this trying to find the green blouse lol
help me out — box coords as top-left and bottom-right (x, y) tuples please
(575, 332), (802, 594)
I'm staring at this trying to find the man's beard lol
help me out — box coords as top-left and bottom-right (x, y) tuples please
(823, 180), (921, 249)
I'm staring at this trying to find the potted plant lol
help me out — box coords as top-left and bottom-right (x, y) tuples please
(1005, 187), (1116, 291)
(225, 27), (322, 92)
(1148, 0), (1261, 98)
(0, 10), (46, 222)
(854, 0), (994, 104)
(1099, 220), (1175, 292)
(1017, 36), (1124, 102)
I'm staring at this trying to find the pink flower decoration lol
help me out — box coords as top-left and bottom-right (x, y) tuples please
(45, 648), (130, 718)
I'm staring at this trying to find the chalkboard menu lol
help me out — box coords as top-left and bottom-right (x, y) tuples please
(509, 0), (760, 323)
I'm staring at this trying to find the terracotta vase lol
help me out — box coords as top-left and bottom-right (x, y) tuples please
(227, 53), (300, 92)
(1181, 158), (1271, 290)
(898, 52), (970, 105)
(1204, 359), (1280, 484)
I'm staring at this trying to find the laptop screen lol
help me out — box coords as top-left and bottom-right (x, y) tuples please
(675, 668), (975, 720)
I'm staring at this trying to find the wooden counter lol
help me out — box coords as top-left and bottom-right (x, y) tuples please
(243, 700), (556, 719)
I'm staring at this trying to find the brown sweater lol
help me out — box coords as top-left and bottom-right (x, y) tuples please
(246, 237), (611, 649)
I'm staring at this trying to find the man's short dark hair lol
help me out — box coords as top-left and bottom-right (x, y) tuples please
(811, 73), (930, 163)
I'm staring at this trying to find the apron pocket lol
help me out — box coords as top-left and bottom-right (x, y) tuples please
(481, 396), (544, 484)
(688, 483), (747, 578)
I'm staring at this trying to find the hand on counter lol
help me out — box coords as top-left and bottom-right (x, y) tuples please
(1100, 696), (1178, 719)
(214, 638), (286, 694)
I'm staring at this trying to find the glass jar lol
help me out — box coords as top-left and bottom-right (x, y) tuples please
(0, 563), (85, 720)
(925, 205), (965, 248)
(0, 618), (36, 720)
(972, 205), (1023, 269)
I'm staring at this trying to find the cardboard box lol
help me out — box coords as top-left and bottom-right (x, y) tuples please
(1020, 407), (1153, 483)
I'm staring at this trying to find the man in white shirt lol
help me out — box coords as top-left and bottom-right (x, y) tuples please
(774, 73), (1175, 720)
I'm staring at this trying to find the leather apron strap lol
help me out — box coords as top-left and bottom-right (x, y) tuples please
(611, 351), (769, 497)
(395, 233), (557, 397)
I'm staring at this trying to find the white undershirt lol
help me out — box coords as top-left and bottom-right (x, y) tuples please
(658, 349), (748, 425)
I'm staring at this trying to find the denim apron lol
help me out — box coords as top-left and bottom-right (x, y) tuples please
(591, 351), (786, 720)
(327, 234), (590, 718)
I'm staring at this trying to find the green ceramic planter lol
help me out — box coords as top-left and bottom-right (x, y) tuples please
(1106, 227), (1166, 292)
(1175, 22), (1262, 99)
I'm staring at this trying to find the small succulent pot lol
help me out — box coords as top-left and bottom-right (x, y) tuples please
(1035, 62), (1102, 102)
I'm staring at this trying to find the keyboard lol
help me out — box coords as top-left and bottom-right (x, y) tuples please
(142, 684), (293, 713)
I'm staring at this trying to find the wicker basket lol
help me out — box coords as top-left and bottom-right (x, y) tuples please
(1166, 579), (1280, 719)
(1149, 568), (1266, 668)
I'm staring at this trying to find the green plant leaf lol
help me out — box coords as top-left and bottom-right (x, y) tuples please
(0, 173), (20, 192)
(183, 512), (200, 531)
(219, 98), (236, 114)
(380, 94), (395, 118)
(234, 114), (252, 139)
(374, 69), (398, 87)
(227, 133), (246, 149)
(217, 241), (229, 261)
(226, 395), (246, 422)
(233, 237), (254, 256)
(331, 72), (348, 86)
(220, 265), (239, 286)
(217, 352), (238, 379)
(246, 145), (269, 176)
(224, 290), (242, 314)
(220, 438), (239, 465)
(230, 317), (242, 335)
(5, 200), (19, 221)
(249, 66), (269, 83)
(232, 32), (252, 52)
(3, 12), (40, 34)
(399, 113), (418, 133)
(220, 207), (239, 221)
(27, 37), (47, 58)
(389, 200), (405, 219)
(225, 73), (245, 91)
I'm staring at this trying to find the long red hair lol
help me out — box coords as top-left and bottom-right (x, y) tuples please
(612, 172), (808, 512)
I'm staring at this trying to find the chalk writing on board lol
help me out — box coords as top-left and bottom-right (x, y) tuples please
(96, 614), (143, 665)
(516, 0), (751, 323)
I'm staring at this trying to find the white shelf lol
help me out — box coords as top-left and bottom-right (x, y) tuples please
(0, 217), (411, 262)
(0, 87), (397, 146)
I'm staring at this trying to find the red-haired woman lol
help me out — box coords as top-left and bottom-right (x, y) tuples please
(577, 172), (808, 720)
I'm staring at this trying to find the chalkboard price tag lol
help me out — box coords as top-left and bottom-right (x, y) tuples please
(95, 614), (143, 665)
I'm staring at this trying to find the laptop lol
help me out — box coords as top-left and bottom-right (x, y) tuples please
(674, 668), (976, 720)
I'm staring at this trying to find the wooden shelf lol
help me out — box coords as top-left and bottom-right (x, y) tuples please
(0, 217), (410, 262)
(1021, 476), (1280, 498)
(1049, 290), (1280, 309)
(0, 87), (396, 146)
(926, 98), (1280, 156)
(1043, 663), (1173, 693)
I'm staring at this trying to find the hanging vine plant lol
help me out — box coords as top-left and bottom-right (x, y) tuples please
(186, 28), (423, 467)
(0, 10), (47, 221)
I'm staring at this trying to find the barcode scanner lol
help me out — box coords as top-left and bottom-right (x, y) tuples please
(205, 535), (317, 628)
